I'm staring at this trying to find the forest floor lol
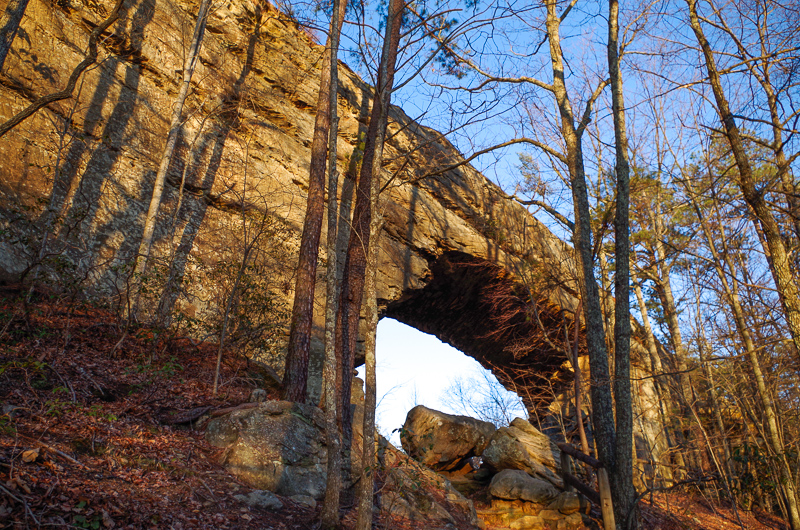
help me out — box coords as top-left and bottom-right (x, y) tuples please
(0, 291), (790, 529)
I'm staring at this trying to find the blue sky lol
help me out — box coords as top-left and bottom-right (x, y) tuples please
(358, 317), (526, 446)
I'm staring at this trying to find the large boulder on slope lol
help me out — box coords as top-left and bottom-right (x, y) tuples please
(380, 437), (480, 528)
(401, 405), (496, 471)
(489, 469), (559, 504)
(482, 417), (563, 487)
(206, 400), (328, 499)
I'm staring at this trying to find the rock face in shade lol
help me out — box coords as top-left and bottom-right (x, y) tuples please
(206, 401), (328, 499)
(488, 469), (559, 504)
(401, 405), (496, 471)
(480, 418), (563, 488)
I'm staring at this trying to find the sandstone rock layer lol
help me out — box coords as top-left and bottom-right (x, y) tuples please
(0, 0), (666, 466)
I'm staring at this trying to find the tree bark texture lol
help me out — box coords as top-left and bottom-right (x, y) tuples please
(544, 0), (616, 482)
(336, 0), (403, 445)
(354, 212), (384, 530)
(607, 1), (636, 525)
(631, 268), (674, 484)
(282, 0), (348, 403)
(319, 0), (348, 524)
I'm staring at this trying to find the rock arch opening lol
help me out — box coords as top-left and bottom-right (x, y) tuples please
(377, 251), (577, 414)
(363, 317), (527, 446)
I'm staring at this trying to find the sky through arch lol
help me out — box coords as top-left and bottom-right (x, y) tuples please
(358, 317), (527, 447)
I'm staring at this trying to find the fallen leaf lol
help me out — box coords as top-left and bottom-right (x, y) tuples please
(21, 448), (39, 463)
(102, 509), (115, 529)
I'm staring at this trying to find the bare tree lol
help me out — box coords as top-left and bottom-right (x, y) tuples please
(319, 0), (349, 524)
(133, 0), (212, 314)
(335, 0), (404, 447)
(349, 2), (405, 528)
(282, 0), (349, 403)
(607, 1), (636, 525)
(682, 159), (800, 529)
(440, 368), (527, 426)
(684, 0), (800, 368)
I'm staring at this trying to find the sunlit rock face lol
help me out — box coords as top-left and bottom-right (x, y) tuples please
(0, 0), (663, 453)
(402, 405), (496, 471)
(0, 0), (577, 390)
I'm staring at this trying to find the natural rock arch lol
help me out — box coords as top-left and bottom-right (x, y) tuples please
(0, 0), (665, 458)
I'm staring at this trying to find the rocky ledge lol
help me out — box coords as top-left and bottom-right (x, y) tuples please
(204, 395), (592, 530)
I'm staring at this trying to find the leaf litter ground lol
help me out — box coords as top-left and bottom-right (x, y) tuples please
(0, 292), (792, 529)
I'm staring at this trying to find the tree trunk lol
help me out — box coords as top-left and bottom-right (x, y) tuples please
(355, 212), (384, 530)
(686, 177), (800, 529)
(685, 0), (800, 368)
(692, 281), (737, 504)
(571, 298), (590, 455)
(133, 0), (211, 312)
(319, 0), (348, 524)
(607, 1), (636, 525)
(631, 268), (675, 484)
(0, 0), (29, 71)
(544, 0), (616, 483)
(336, 0), (403, 446)
(282, 0), (348, 403)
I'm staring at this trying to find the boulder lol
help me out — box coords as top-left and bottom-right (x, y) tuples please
(380, 437), (480, 529)
(205, 399), (479, 529)
(233, 490), (283, 511)
(482, 418), (563, 487)
(548, 492), (584, 515)
(489, 470), (559, 504)
(402, 405), (496, 471)
(206, 400), (328, 499)
(289, 495), (316, 509)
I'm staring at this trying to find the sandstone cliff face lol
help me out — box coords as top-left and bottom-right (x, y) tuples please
(0, 0), (577, 389)
(0, 0), (666, 475)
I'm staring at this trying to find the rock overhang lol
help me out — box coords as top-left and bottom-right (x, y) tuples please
(0, 0), (643, 409)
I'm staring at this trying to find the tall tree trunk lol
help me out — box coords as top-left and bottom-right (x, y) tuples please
(355, 211), (384, 530)
(336, 0), (403, 445)
(319, 0), (348, 524)
(571, 298), (590, 455)
(282, 0), (349, 402)
(631, 268), (675, 484)
(0, 0), (29, 71)
(598, 248), (616, 355)
(650, 236), (692, 407)
(133, 0), (211, 312)
(543, 0), (616, 492)
(686, 177), (800, 529)
(607, 1), (636, 525)
(685, 0), (800, 366)
(692, 281), (737, 503)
